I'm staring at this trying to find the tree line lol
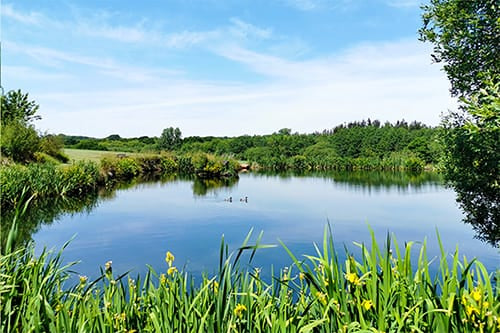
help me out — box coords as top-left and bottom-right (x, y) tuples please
(58, 120), (439, 171)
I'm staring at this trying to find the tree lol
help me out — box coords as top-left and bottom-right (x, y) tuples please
(420, 0), (499, 245)
(1, 89), (41, 125)
(419, 0), (499, 98)
(158, 127), (182, 150)
(441, 83), (499, 245)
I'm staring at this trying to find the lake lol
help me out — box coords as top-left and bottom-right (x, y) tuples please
(22, 171), (499, 281)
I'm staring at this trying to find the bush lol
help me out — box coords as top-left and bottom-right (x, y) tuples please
(177, 155), (194, 173)
(100, 157), (140, 180)
(60, 161), (100, 194)
(74, 139), (108, 151)
(0, 122), (40, 162)
(405, 156), (425, 171)
(33, 152), (60, 165)
(289, 155), (310, 171)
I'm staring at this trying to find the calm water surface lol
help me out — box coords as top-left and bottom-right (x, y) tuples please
(30, 172), (498, 280)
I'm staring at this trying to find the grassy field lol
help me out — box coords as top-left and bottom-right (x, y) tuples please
(64, 148), (142, 163)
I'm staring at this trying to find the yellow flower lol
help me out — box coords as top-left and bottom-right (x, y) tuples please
(160, 274), (167, 285)
(316, 291), (327, 305)
(466, 305), (479, 317)
(79, 275), (88, 284)
(234, 303), (247, 318)
(471, 289), (482, 302)
(361, 299), (373, 311)
(166, 251), (175, 267)
(482, 301), (489, 309)
(212, 280), (219, 293)
(105, 260), (112, 272)
(299, 272), (305, 281)
(345, 272), (360, 285)
(167, 266), (178, 276)
(461, 294), (468, 305)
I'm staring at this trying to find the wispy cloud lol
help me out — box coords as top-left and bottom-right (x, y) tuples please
(384, 0), (422, 8)
(283, 0), (325, 11)
(77, 17), (271, 48)
(229, 18), (273, 40)
(2, 3), (43, 25)
(7, 38), (454, 137)
(6, 41), (117, 69)
(282, 0), (355, 11)
(5, 41), (181, 82)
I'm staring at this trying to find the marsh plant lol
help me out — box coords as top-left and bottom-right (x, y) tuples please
(1, 220), (498, 332)
(0, 153), (240, 209)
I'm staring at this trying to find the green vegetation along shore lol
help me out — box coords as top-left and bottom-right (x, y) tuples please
(60, 120), (439, 172)
(2, 223), (498, 332)
(0, 152), (240, 210)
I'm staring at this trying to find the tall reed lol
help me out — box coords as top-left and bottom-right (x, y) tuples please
(1, 221), (498, 332)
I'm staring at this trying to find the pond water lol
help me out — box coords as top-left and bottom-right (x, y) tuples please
(22, 172), (499, 280)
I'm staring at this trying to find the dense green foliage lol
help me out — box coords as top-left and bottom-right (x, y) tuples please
(420, 0), (499, 98)
(441, 83), (500, 246)
(0, 90), (68, 163)
(182, 121), (437, 171)
(0, 89), (41, 125)
(62, 120), (440, 172)
(158, 127), (182, 150)
(1, 223), (498, 332)
(1, 122), (41, 163)
(421, 0), (499, 246)
(0, 153), (240, 210)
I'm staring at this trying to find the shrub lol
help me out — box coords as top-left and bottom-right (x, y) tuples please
(74, 139), (108, 151)
(0, 122), (40, 162)
(405, 156), (425, 171)
(33, 152), (59, 165)
(289, 155), (310, 171)
(60, 161), (100, 194)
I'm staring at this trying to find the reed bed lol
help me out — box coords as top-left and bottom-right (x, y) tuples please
(0, 152), (240, 209)
(1, 219), (498, 332)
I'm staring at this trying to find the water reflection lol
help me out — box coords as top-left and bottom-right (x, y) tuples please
(256, 170), (442, 192)
(192, 177), (238, 196)
(1, 195), (100, 250)
(1, 171), (497, 277)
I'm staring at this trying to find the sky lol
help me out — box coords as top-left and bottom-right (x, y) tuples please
(1, 0), (456, 138)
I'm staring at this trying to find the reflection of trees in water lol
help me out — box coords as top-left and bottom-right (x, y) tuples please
(192, 177), (238, 196)
(4, 171), (496, 248)
(255, 170), (442, 192)
(1, 194), (100, 249)
(455, 189), (499, 248)
(0, 174), (239, 248)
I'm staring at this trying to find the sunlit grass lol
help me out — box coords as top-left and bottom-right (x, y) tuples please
(63, 149), (142, 163)
(1, 217), (498, 332)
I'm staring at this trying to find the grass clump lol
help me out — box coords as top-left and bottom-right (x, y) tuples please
(1, 222), (498, 332)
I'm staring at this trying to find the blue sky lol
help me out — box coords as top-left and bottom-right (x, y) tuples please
(2, 0), (455, 137)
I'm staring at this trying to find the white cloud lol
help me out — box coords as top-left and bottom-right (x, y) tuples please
(384, 0), (422, 8)
(283, 0), (324, 11)
(282, 0), (355, 11)
(6, 38), (455, 138)
(76, 23), (150, 43)
(2, 3), (43, 25)
(5, 40), (181, 82)
(229, 18), (273, 39)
